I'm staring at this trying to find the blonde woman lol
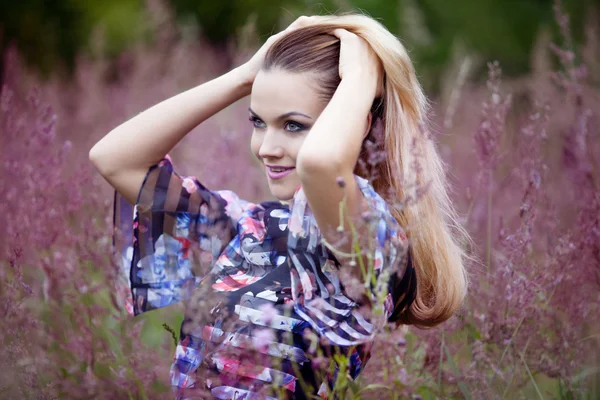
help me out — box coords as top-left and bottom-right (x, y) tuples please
(90, 13), (469, 400)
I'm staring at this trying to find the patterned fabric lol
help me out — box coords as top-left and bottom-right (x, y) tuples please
(113, 155), (417, 399)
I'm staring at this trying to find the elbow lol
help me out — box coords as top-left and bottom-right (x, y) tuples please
(88, 144), (113, 177)
(88, 145), (100, 164)
(88, 145), (101, 170)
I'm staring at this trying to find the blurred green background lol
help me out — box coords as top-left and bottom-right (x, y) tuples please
(1, 0), (599, 93)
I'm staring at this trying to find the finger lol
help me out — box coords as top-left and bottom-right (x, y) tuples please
(287, 15), (314, 31)
(329, 28), (356, 40)
(295, 15), (313, 26)
(288, 15), (332, 31)
(329, 28), (344, 38)
(266, 17), (310, 44)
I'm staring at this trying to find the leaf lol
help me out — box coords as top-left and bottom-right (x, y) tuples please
(348, 378), (360, 396)
(356, 383), (392, 397)
(443, 345), (472, 400)
(93, 362), (112, 379)
(519, 349), (544, 400)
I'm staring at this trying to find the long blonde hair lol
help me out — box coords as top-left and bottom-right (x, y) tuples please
(263, 13), (471, 328)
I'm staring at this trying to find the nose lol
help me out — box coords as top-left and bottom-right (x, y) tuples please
(258, 130), (285, 160)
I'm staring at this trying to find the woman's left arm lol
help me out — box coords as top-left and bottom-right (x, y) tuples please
(296, 29), (383, 263)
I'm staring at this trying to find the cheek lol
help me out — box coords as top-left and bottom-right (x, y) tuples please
(289, 135), (306, 159)
(250, 132), (261, 159)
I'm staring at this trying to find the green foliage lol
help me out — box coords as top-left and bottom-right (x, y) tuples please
(168, 0), (599, 91)
(410, 0), (551, 74)
(84, 0), (151, 58)
(168, 0), (345, 43)
(351, 0), (402, 33)
(2, 0), (598, 92)
(1, 0), (87, 76)
(397, 0), (599, 90)
(0, 0), (149, 78)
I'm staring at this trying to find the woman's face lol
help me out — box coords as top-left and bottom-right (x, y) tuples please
(249, 69), (328, 201)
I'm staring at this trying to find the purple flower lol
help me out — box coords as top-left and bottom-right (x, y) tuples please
(252, 328), (275, 350)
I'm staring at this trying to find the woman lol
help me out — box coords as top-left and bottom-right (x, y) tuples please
(90, 13), (469, 400)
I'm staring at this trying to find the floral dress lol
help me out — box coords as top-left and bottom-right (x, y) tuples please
(113, 155), (417, 399)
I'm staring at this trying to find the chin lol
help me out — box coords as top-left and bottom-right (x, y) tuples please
(272, 192), (294, 202)
(269, 186), (295, 202)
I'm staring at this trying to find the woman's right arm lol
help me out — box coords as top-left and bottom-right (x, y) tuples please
(90, 16), (321, 206)
(88, 66), (252, 205)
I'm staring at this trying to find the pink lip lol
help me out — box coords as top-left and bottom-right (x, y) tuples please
(266, 165), (295, 180)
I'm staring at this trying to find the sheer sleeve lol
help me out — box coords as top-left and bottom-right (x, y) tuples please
(113, 155), (246, 316)
(286, 175), (417, 346)
(354, 176), (417, 323)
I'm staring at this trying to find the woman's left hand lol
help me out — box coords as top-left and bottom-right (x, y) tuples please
(330, 28), (384, 98)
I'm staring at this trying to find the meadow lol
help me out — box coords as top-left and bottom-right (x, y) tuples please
(1, 4), (598, 399)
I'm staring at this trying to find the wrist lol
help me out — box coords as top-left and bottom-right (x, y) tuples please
(231, 66), (255, 94)
(341, 72), (377, 99)
(338, 75), (377, 107)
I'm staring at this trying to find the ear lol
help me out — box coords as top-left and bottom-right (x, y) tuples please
(363, 111), (373, 141)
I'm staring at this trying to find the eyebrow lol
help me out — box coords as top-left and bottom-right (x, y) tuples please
(248, 108), (313, 120)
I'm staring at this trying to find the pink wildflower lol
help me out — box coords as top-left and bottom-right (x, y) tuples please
(252, 329), (275, 351)
(258, 302), (279, 324)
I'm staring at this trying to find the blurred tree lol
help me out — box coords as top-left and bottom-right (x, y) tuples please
(168, 0), (598, 91)
(1, 0), (597, 94)
(168, 0), (352, 48)
(169, 0), (286, 45)
(0, 0), (149, 90)
(396, 0), (599, 91)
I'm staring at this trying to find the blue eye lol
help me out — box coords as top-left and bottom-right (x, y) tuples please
(249, 116), (266, 129)
(248, 116), (305, 133)
(285, 121), (304, 133)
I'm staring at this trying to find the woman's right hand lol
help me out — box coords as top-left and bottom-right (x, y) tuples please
(237, 16), (325, 87)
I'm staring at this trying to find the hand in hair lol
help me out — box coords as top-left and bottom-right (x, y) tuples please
(238, 16), (326, 87)
(330, 28), (384, 99)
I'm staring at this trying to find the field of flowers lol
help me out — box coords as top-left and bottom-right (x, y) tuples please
(1, 3), (598, 399)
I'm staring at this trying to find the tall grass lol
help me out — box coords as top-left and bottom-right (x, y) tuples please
(1, 1), (598, 398)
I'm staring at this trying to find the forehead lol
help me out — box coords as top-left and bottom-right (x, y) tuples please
(250, 69), (326, 118)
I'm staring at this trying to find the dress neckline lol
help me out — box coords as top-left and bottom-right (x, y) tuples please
(259, 200), (291, 211)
